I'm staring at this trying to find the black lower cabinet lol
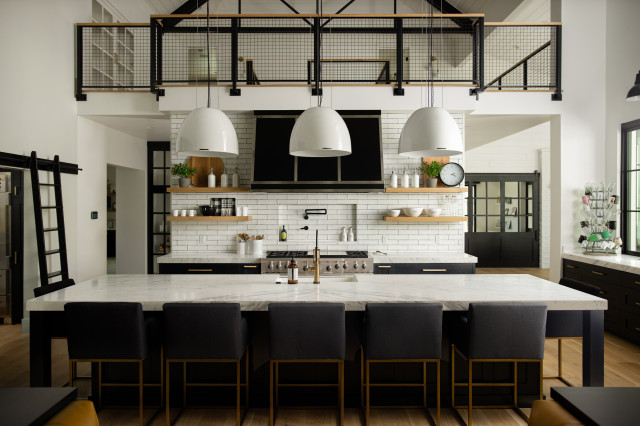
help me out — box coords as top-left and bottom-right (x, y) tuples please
(563, 258), (640, 345)
(159, 263), (261, 274)
(374, 263), (476, 274)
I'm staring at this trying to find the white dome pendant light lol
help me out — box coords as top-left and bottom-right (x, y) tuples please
(398, 0), (462, 158)
(290, 1), (351, 157)
(176, 1), (238, 158)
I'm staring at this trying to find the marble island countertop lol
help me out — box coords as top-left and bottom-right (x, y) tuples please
(26, 273), (605, 312)
(156, 252), (477, 264)
(563, 249), (640, 275)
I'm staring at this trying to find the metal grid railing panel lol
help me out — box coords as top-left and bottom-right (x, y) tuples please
(484, 25), (557, 90)
(161, 17), (232, 84)
(80, 25), (150, 90)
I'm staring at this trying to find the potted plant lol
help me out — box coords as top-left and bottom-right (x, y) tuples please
(171, 163), (197, 188)
(420, 161), (443, 188)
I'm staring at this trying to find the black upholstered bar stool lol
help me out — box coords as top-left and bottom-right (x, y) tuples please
(268, 302), (346, 426)
(163, 303), (249, 426)
(450, 302), (547, 426)
(363, 303), (443, 426)
(65, 302), (163, 426)
(544, 277), (601, 386)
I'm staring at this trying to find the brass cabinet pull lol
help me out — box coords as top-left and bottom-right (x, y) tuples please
(591, 271), (604, 276)
(635, 302), (640, 307)
(187, 268), (213, 272)
(14, 252), (17, 264)
(243, 265), (258, 268)
(635, 281), (640, 285)
(566, 264), (576, 269)
(636, 328), (640, 332)
(377, 265), (391, 269)
(422, 269), (447, 272)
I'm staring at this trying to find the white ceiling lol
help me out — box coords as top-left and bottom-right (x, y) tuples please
(87, 116), (171, 141)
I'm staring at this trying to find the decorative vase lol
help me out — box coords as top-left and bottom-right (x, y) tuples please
(426, 177), (438, 188)
(237, 241), (246, 255)
(179, 177), (191, 188)
(249, 240), (263, 255)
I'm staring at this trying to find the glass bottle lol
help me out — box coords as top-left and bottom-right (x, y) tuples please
(207, 168), (216, 188)
(412, 168), (420, 188)
(390, 168), (398, 188)
(287, 256), (298, 284)
(401, 167), (410, 188)
(220, 168), (228, 188)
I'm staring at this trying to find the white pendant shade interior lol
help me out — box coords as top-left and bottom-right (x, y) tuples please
(176, 107), (239, 158)
(398, 107), (463, 157)
(290, 106), (351, 157)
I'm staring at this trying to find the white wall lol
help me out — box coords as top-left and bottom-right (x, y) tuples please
(605, 0), (640, 186)
(77, 117), (147, 281)
(115, 167), (146, 273)
(0, 0), (88, 329)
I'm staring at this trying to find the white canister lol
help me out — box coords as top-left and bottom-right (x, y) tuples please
(401, 171), (410, 188)
(249, 239), (263, 255)
(237, 241), (246, 255)
(207, 168), (216, 188)
(173, 209), (180, 217)
(412, 170), (420, 188)
(180, 209), (187, 216)
(242, 207), (248, 216)
(390, 169), (398, 188)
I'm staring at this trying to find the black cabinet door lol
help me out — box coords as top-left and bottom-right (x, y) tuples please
(340, 117), (382, 181)
(374, 263), (475, 274)
(159, 263), (261, 274)
(373, 264), (394, 274)
(253, 117), (296, 182)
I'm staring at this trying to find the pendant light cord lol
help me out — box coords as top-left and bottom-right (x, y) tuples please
(427, 1), (434, 108)
(206, 1), (211, 108)
(318, 0), (323, 108)
(440, 0), (444, 107)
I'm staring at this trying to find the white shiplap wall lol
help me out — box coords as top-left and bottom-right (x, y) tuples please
(169, 111), (466, 254)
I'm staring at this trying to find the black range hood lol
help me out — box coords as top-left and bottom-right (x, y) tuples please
(251, 110), (384, 192)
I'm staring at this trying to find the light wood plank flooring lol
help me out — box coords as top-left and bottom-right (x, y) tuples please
(3, 268), (639, 425)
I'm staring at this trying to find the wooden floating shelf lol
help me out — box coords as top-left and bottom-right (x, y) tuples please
(384, 216), (468, 222)
(384, 187), (468, 193)
(167, 187), (250, 193)
(166, 216), (252, 222)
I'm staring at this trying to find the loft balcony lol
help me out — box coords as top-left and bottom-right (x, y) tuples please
(75, 13), (561, 102)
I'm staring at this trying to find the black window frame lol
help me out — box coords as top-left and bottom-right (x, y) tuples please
(620, 118), (640, 256)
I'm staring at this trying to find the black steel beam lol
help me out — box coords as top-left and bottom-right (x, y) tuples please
(75, 26), (86, 101)
(425, 0), (473, 28)
(163, 0), (211, 29)
(394, 18), (404, 96)
(0, 152), (80, 175)
(279, 0), (313, 26)
(230, 18), (241, 96)
(321, 0), (355, 28)
(552, 25), (562, 101)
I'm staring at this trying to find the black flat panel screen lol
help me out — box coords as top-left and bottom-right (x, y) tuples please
(297, 157), (339, 181)
(340, 117), (382, 181)
(253, 117), (296, 182)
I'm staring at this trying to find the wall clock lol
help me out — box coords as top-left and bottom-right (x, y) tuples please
(439, 162), (465, 187)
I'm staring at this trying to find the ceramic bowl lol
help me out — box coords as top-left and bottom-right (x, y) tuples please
(427, 208), (442, 217)
(388, 209), (401, 217)
(401, 207), (423, 217)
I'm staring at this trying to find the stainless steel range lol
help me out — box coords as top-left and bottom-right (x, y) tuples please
(261, 250), (373, 275)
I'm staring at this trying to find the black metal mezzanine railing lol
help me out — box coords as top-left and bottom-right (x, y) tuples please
(75, 14), (562, 101)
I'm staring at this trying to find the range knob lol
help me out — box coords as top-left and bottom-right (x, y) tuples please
(362, 261), (368, 270)
(335, 262), (341, 269)
(343, 262), (349, 269)
(277, 261), (283, 270)
(326, 265), (333, 272)
(353, 261), (359, 270)
(268, 261), (274, 270)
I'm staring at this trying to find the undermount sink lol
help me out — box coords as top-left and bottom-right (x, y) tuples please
(280, 276), (358, 283)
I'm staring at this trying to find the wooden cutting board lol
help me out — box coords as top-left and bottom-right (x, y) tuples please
(187, 157), (224, 187)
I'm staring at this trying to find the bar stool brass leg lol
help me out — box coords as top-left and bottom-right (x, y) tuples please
(451, 345), (455, 409)
(436, 360), (441, 426)
(165, 360), (170, 426)
(139, 360), (144, 426)
(236, 359), (241, 426)
(468, 359), (473, 426)
(366, 360), (370, 426)
(269, 360), (274, 426)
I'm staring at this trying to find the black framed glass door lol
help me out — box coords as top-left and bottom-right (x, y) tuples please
(465, 173), (540, 267)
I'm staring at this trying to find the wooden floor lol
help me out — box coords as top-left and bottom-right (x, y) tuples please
(3, 268), (639, 425)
